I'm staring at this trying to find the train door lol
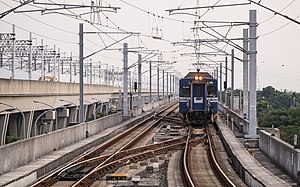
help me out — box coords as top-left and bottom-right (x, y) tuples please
(191, 83), (206, 111)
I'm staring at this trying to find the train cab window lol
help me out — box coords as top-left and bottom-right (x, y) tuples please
(180, 86), (190, 97)
(207, 85), (216, 97)
(194, 85), (202, 97)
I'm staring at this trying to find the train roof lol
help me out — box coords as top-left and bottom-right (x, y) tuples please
(184, 72), (213, 79)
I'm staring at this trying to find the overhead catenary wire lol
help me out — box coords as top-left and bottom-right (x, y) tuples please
(1, 2), (130, 61)
(0, 19), (77, 44)
(44, 0), (173, 55)
(45, 0), (125, 48)
(1, 0), (198, 63)
(259, 14), (300, 37)
(2, 0), (77, 34)
(249, 0), (300, 25)
(40, 0), (190, 49)
(259, 0), (297, 25)
(200, 0), (222, 19)
(1, 0), (124, 47)
(117, 0), (193, 24)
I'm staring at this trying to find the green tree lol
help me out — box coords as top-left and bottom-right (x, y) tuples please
(256, 86), (300, 146)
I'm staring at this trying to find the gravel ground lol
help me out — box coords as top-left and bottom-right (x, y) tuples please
(139, 160), (169, 187)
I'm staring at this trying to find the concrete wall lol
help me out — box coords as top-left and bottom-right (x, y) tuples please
(88, 113), (123, 136)
(0, 78), (152, 112)
(131, 97), (175, 117)
(0, 97), (175, 175)
(218, 103), (249, 134)
(259, 130), (300, 181)
(217, 118), (290, 187)
(218, 103), (280, 137)
(0, 112), (120, 175)
(0, 79), (117, 96)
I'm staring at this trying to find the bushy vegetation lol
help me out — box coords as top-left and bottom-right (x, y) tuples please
(87, 112), (106, 122)
(6, 136), (20, 144)
(256, 86), (300, 145)
(87, 109), (118, 122)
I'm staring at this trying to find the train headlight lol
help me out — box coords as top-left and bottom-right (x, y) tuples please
(195, 76), (203, 80)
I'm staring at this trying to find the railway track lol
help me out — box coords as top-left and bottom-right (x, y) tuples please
(183, 125), (236, 187)
(31, 103), (180, 187)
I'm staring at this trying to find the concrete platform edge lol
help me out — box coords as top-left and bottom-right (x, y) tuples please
(216, 117), (291, 187)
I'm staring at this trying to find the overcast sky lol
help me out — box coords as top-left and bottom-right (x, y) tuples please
(1, 0), (300, 91)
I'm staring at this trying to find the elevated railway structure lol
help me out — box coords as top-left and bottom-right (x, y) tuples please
(0, 94), (176, 187)
(0, 78), (157, 145)
(0, 90), (296, 186)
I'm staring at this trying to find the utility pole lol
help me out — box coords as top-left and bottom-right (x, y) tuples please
(98, 62), (101, 84)
(231, 49), (234, 110)
(166, 72), (169, 101)
(90, 61), (93, 84)
(225, 57), (228, 107)
(243, 29), (249, 119)
(12, 24), (15, 79)
(123, 43), (129, 118)
(173, 75), (175, 96)
(70, 52), (72, 83)
(0, 49), (2, 68)
(58, 48), (61, 82)
(157, 66), (159, 100)
(54, 45), (56, 80)
(111, 65), (115, 87)
(249, 10), (257, 137)
(216, 66), (219, 85)
(220, 63), (222, 103)
(149, 61), (152, 103)
(138, 54), (142, 107)
(162, 70), (165, 100)
(41, 39), (44, 80)
(169, 73), (172, 100)
(79, 23), (84, 123)
(28, 32), (32, 80)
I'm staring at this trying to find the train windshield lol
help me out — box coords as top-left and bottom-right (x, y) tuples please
(194, 84), (202, 97)
(207, 85), (216, 97)
(180, 85), (190, 97)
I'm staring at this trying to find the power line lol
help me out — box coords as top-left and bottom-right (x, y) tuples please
(43, 0), (185, 48)
(0, 19), (77, 44)
(249, 0), (300, 25)
(1, 1), (77, 35)
(259, 0), (297, 25)
(117, 0), (193, 24)
(0, 0), (33, 19)
(259, 14), (300, 37)
(45, 0), (125, 48)
(178, 0), (189, 8)
(2, 0), (124, 46)
(2, 0), (187, 61)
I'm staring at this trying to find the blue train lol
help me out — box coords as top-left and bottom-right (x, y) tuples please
(178, 71), (218, 126)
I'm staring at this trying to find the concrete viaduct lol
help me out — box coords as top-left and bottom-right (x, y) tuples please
(0, 78), (154, 146)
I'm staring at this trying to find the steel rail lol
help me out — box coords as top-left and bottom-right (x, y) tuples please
(183, 126), (236, 187)
(183, 127), (196, 187)
(207, 126), (236, 187)
(58, 135), (187, 177)
(71, 104), (178, 186)
(72, 138), (203, 187)
(31, 102), (177, 187)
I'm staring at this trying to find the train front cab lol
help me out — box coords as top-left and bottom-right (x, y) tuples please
(189, 77), (210, 124)
(179, 76), (218, 125)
